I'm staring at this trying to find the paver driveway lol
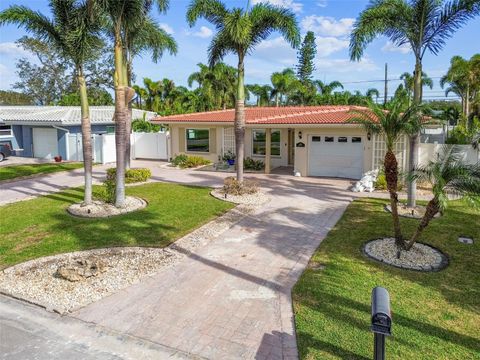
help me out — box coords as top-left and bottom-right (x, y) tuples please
(71, 175), (355, 359)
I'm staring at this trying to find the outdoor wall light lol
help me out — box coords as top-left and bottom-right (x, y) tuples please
(298, 131), (303, 139)
(367, 132), (371, 141)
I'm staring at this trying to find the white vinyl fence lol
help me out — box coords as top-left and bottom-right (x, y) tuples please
(67, 132), (168, 164)
(419, 144), (479, 166)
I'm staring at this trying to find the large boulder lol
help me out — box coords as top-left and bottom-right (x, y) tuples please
(56, 257), (107, 282)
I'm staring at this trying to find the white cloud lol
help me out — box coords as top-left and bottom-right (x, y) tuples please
(316, 37), (349, 57)
(381, 40), (411, 54)
(316, 57), (378, 73)
(159, 23), (174, 35)
(0, 42), (31, 58)
(251, 0), (303, 13)
(191, 26), (213, 38)
(317, 0), (328, 7)
(301, 16), (355, 37)
(255, 37), (296, 65)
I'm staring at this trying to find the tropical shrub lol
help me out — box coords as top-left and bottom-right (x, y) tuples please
(131, 118), (161, 133)
(223, 177), (258, 195)
(106, 168), (152, 184)
(244, 157), (264, 171)
(172, 154), (210, 168)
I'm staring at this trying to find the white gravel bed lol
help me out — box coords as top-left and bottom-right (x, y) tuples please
(211, 188), (270, 205)
(0, 206), (251, 314)
(363, 238), (447, 271)
(67, 196), (147, 218)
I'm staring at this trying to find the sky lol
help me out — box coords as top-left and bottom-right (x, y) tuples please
(0, 0), (479, 102)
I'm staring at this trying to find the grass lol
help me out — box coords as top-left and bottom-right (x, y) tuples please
(293, 198), (480, 360)
(0, 162), (85, 181)
(0, 183), (234, 268)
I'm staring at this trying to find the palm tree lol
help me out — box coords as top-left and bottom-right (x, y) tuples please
(407, 145), (480, 248)
(366, 88), (380, 102)
(187, 0), (300, 182)
(400, 71), (434, 106)
(314, 80), (344, 97)
(440, 54), (480, 120)
(349, 100), (424, 249)
(350, 0), (480, 208)
(271, 68), (297, 106)
(124, 16), (177, 169)
(0, 1), (102, 205)
(95, 0), (170, 207)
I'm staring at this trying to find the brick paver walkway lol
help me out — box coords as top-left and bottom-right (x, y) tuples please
(71, 175), (354, 359)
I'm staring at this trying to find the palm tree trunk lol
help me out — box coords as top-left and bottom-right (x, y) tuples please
(406, 198), (439, 250)
(77, 69), (92, 205)
(275, 93), (279, 107)
(465, 85), (470, 122)
(384, 150), (404, 247)
(235, 55), (246, 183)
(125, 61), (133, 170)
(407, 58), (422, 208)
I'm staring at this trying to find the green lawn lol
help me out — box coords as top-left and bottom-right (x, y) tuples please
(0, 183), (234, 268)
(0, 162), (85, 181)
(293, 198), (479, 360)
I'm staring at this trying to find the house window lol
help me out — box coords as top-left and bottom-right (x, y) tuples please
(186, 129), (209, 152)
(338, 137), (348, 143)
(252, 129), (280, 156)
(352, 137), (362, 143)
(312, 136), (321, 142)
(325, 136), (334, 142)
(106, 126), (115, 134)
(0, 125), (12, 137)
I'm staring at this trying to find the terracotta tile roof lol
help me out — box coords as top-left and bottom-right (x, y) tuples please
(153, 106), (374, 125)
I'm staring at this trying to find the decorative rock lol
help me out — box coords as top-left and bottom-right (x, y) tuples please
(458, 236), (474, 244)
(385, 204), (441, 219)
(363, 238), (448, 272)
(56, 257), (107, 282)
(211, 188), (270, 205)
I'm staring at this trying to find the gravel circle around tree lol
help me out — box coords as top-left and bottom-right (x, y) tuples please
(385, 204), (441, 219)
(210, 188), (270, 205)
(0, 205), (253, 314)
(363, 238), (448, 271)
(66, 196), (147, 218)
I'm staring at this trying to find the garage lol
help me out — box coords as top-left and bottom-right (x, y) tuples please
(308, 135), (364, 179)
(33, 127), (58, 159)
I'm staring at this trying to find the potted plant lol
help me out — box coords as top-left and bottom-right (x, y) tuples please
(54, 156), (62, 162)
(222, 150), (236, 166)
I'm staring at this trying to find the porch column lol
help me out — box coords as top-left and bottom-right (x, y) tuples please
(265, 128), (271, 174)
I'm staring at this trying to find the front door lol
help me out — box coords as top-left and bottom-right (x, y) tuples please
(287, 129), (295, 165)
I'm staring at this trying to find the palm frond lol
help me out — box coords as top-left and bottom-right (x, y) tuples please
(186, 0), (227, 28)
(207, 30), (234, 67)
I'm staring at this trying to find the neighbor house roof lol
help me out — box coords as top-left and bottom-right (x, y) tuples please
(0, 106), (156, 126)
(153, 105), (373, 125)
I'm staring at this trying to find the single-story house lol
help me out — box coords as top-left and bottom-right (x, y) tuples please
(0, 106), (156, 160)
(153, 105), (409, 180)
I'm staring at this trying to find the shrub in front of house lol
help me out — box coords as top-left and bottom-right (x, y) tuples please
(106, 167), (152, 184)
(374, 172), (403, 191)
(172, 154), (210, 168)
(223, 176), (259, 195)
(244, 157), (264, 171)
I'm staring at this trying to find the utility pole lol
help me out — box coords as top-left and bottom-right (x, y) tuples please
(384, 63), (388, 106)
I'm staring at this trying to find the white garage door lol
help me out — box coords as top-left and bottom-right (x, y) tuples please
(33, 128), (58, 159)
(308, 135), (364, 179)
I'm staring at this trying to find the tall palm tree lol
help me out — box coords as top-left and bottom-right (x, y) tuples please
(440, 54), (480, 120)
(187, 0), (300, 182)
(271, 68), (298, 106)
(314, 80), (344, 97)
(124, 16), (177, 169)
(0, 0), (102, 205)
(366, 88), (380, 102)
(407, 146), (480, 248)
(350, 0), (480, 208)
(95, 0), (170, 207)
(349, 101), (424, 249)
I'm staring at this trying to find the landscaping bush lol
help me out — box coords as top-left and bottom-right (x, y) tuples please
(172, 154), (210, 168)
(374, 172), (403, 191)
(98, 179), (116, 204)
(223, 176), (259, 195)
(244, 157), (264, 171)
(106, 167), (152, 184)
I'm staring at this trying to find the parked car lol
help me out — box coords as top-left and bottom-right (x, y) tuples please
(0, 142), (12, 162)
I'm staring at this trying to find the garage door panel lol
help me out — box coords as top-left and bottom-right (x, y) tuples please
(308, 135), (363, 179)
(33, 128), (58, 159)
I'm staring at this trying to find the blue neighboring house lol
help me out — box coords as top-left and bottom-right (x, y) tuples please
(0, 106), (156, 159)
